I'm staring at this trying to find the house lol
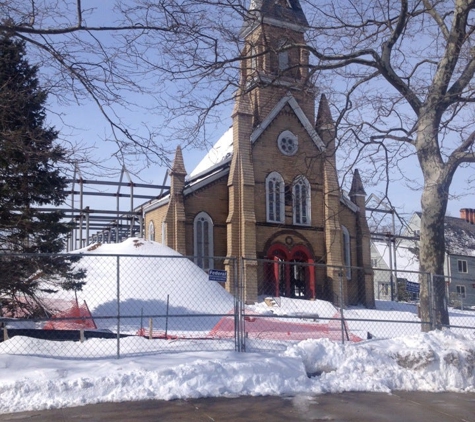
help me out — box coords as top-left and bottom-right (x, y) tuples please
(371, 238), (420, 301)
(139, 0), (374, 307)
(372, 210), (475, 307)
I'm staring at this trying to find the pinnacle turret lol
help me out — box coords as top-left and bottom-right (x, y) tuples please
(350, 169), (366, 197)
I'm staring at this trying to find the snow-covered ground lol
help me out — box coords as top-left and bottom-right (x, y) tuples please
(1, 239), (474, 414)
(1, 330), (474, 414)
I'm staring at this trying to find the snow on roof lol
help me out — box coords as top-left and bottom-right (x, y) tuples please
(189, 127), (233, 179)
(373, 241), (420, 273)
(444, 216), (475, 256)
(402, 212), (475, 257)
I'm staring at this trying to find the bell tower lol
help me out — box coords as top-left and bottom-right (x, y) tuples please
(240, 0), (315, 122)
(226, 1), (318, 302)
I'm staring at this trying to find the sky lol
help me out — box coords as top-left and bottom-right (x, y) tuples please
(1, 239), (474, 414)
(27, 0), (475, 225)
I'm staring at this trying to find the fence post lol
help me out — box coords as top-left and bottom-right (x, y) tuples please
(429, 273), (435, 331)
(237, 258), (245, 352)
(234, 257), (239, 352)
(339, 269), (345, 344)
(116, 255), (121, 359)
(165, 294), (170, 338)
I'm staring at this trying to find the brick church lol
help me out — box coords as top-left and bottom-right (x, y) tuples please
(141, 0), (374, 307)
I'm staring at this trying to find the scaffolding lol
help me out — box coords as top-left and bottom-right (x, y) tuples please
(47, 166), (170, 251)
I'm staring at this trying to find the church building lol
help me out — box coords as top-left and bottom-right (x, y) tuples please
(140, 0), (374, 307)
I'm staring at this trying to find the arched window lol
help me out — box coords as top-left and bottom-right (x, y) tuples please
(292, 176), (311, 226)
(250, 44), (257, 72)
(266, 172), (285, 223)
(148, 221), (155, 241)
(342, 225), (351, 279)
(278, 40), (289, 72)
(194, 212), (214, 270)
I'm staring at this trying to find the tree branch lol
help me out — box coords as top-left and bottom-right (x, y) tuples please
(423, 0), (450, 40)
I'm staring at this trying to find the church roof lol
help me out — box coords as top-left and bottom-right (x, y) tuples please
(243, 0), (309, 35)
(189, 127), (233, 179)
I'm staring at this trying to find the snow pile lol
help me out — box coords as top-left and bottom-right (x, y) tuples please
(248, 296), (338, 320)
(285, 330), (475, 394)
(0, 330), (474, 414)
(67, 238), (234, 332)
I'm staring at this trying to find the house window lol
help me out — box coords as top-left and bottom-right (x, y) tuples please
(292, 176), (311, 226)
(266, 172), (285, 223)
(371, 258), (378, 268)
(457, 259), (468, 273)
(342, 225), (351, 279)
(194, 212), (214, 270)
(380, 283), (390, 296)
(456, 285), (466, 298)
(148, 221), (155, 241)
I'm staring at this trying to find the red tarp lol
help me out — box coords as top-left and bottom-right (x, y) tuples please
(209, 312), (362, 342)
(43, 300), (97, 330)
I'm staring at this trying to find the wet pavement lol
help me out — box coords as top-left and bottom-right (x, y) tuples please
(0, 392), (474, 421)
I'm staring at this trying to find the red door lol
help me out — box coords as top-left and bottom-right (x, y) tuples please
(267, 244), (315, 299)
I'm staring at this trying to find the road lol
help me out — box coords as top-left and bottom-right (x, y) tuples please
(0, 392), (474, 421)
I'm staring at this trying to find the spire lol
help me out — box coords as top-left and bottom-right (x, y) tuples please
(232, 88), (253, 118)
(315, 94), (335, 151)
(170, 145), (186, 177)
(316, 94), (334, 130)
(165, 145), (187, 255)
(243, 0), (309, 36)
(350, 169), (366, 197)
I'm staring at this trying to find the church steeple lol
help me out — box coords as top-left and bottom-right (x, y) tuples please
(244, 0), (309, 36)
(240, 0), (314, 124)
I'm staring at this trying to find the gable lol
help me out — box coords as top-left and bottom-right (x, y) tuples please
(250, 93), (325, 151)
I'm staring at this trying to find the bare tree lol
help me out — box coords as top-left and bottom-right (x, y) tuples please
(0, 0), (249, 171)
(298, 0), (475, 329)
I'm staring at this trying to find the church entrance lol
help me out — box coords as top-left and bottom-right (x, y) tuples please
(265, 244), (315, 299)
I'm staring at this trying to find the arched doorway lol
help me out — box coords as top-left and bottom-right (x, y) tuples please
(266, 244), (315, 299)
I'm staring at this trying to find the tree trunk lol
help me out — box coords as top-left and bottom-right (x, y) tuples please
(418, 181), (450, 331)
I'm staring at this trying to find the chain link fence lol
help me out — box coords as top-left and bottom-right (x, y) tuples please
(1, 252), (474, 357)
(0, 253), (238, 358)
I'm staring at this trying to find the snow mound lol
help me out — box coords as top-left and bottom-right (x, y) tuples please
(69, 238), (234, 331)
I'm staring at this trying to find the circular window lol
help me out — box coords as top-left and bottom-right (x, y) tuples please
(277, 130), (298, 156)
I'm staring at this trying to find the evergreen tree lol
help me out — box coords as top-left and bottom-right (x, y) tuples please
(0, 34), (85, 317)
